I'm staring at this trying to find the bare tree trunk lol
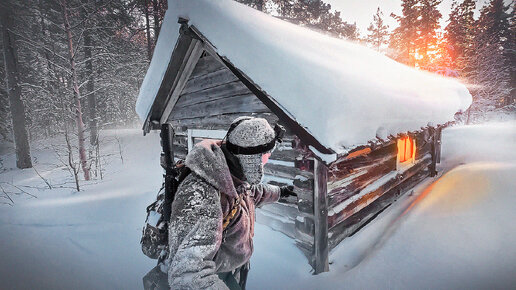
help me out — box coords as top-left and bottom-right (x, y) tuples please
(64, 127), (80, 191)
(152, 0), (160, 44)
(144, 0), (152, 60)
(0, 3), (32, 169)
(61, 0), (90, 181)
(84, 29), (98, 146)
(256, 0), (264, 11)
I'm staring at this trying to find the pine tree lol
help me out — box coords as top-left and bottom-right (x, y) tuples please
(467, 0), (512, 121)
(445, 0), (476, 72)
(241, 0), (359, 40)
(389, 0), (420, 65)
(366, 7), (389, 51)
(416, 0), (442, 68)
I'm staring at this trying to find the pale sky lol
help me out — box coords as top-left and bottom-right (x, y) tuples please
(325, 0), (508, 35)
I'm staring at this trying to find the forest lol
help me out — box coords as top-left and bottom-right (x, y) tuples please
(1, 0), (515, 188)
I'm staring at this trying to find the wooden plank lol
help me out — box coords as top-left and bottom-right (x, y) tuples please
(175, 80), (251, 109)
(189, 55), (224, 78)
(147, 29), (195, 126)
(327, 130), (433, 209)
(328, 168), (430, 250)
(169, 93), (270, 120)
(295, 229), (314, 247)
(328, 156), (432, 229)
(413, 129), (432, 161)
(172, 145), (187, 160)
(256, 208), (296, 239)
(295, 240), (315, 268)
(329, 143), (397, 182)
(169, 112), (279, 131)
(260, 202), (298, 221)
(295, 214), (315, 237)
(313, 159), (329, 273)
(160, 40), (204, 124)
(270, 148), (300, 162)
(436, 128), (442, 163)
(172, 135), (188, 147)
(181, 68), (239, 95)
(295, 172), (314, 215)
(327, 154), (397, 209)
(264, 163), (301, 180)
(293, 174), (313, 191)
(297, 197), (314, 215)
(428, 127), (438, 177)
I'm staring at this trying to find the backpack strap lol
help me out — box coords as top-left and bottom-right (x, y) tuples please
(163, 163), (191, 227)
(222, 193), (242, 230)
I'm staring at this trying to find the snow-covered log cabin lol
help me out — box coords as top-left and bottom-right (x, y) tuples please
(136, 0), (471, 274)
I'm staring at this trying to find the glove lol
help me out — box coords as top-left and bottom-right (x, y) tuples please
(280, 185), (297, 198)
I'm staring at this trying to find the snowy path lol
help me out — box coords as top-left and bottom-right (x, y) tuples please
(1, 123), (516, 289)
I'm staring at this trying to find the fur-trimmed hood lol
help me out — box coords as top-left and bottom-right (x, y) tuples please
(185, 139), (238, 199)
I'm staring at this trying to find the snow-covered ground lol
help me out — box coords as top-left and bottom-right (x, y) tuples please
(1, 121), (516, 289)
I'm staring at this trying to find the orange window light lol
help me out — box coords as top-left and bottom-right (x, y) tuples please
(398, 136), (416, 163)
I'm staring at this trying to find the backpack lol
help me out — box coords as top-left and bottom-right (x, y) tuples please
(141, 160), (191, 263)
(140, 160), (242, 264)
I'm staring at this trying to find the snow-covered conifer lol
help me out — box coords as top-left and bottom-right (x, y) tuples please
(366, 7), (390, 52)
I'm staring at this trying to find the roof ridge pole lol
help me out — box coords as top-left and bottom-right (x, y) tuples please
(313, 158), (329, 274)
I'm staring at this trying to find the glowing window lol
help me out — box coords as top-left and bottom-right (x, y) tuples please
(397, 136), (416, 164)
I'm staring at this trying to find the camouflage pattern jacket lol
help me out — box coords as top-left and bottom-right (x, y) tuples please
(167, 140), (280, 289)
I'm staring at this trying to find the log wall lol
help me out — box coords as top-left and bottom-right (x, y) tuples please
(326, 128), (439, 250)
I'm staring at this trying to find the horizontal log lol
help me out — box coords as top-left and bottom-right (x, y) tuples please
(264, 163), (303, 181)
(293, 175), (313, 191)
(175, 80), (251, 109)
(189, 55), (224, 79)
(415, 142), (432, 161)
(256, 208), (296, 239)
(182, 68), (239, 95)
(328, 168), (430, 250)
(295, 239), (315, 268)
(270, 148), (300, 162)
(295, 229), (314, 246)
(297, 197), (314, 215)
(169, 113), (278, 131)
(169, 93), (270, 120)
(172, 135), (188, 147)
(328, 156), (432, 229)
(329, 143), (397, 182)
(260, 202), (298, 221)
(327, 155), (397, 208)
(172, 144), (187, 158)
(295, 214), (315, 237)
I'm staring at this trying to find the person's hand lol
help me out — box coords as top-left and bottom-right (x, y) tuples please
(280, 185), (297, 198)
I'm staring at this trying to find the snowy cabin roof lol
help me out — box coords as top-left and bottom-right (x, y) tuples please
(135, 0), (472, 157)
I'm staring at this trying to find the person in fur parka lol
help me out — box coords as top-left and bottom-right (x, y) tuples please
(166, 117), (295, 289)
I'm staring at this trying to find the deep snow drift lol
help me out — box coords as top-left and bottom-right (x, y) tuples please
(1, 121), (516, 289)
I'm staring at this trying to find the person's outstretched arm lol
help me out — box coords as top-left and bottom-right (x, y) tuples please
(167, 175), (228, 290)
(251, 183), (281, 207)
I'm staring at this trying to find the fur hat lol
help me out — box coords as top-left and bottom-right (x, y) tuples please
(227, 117), (275, 184)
